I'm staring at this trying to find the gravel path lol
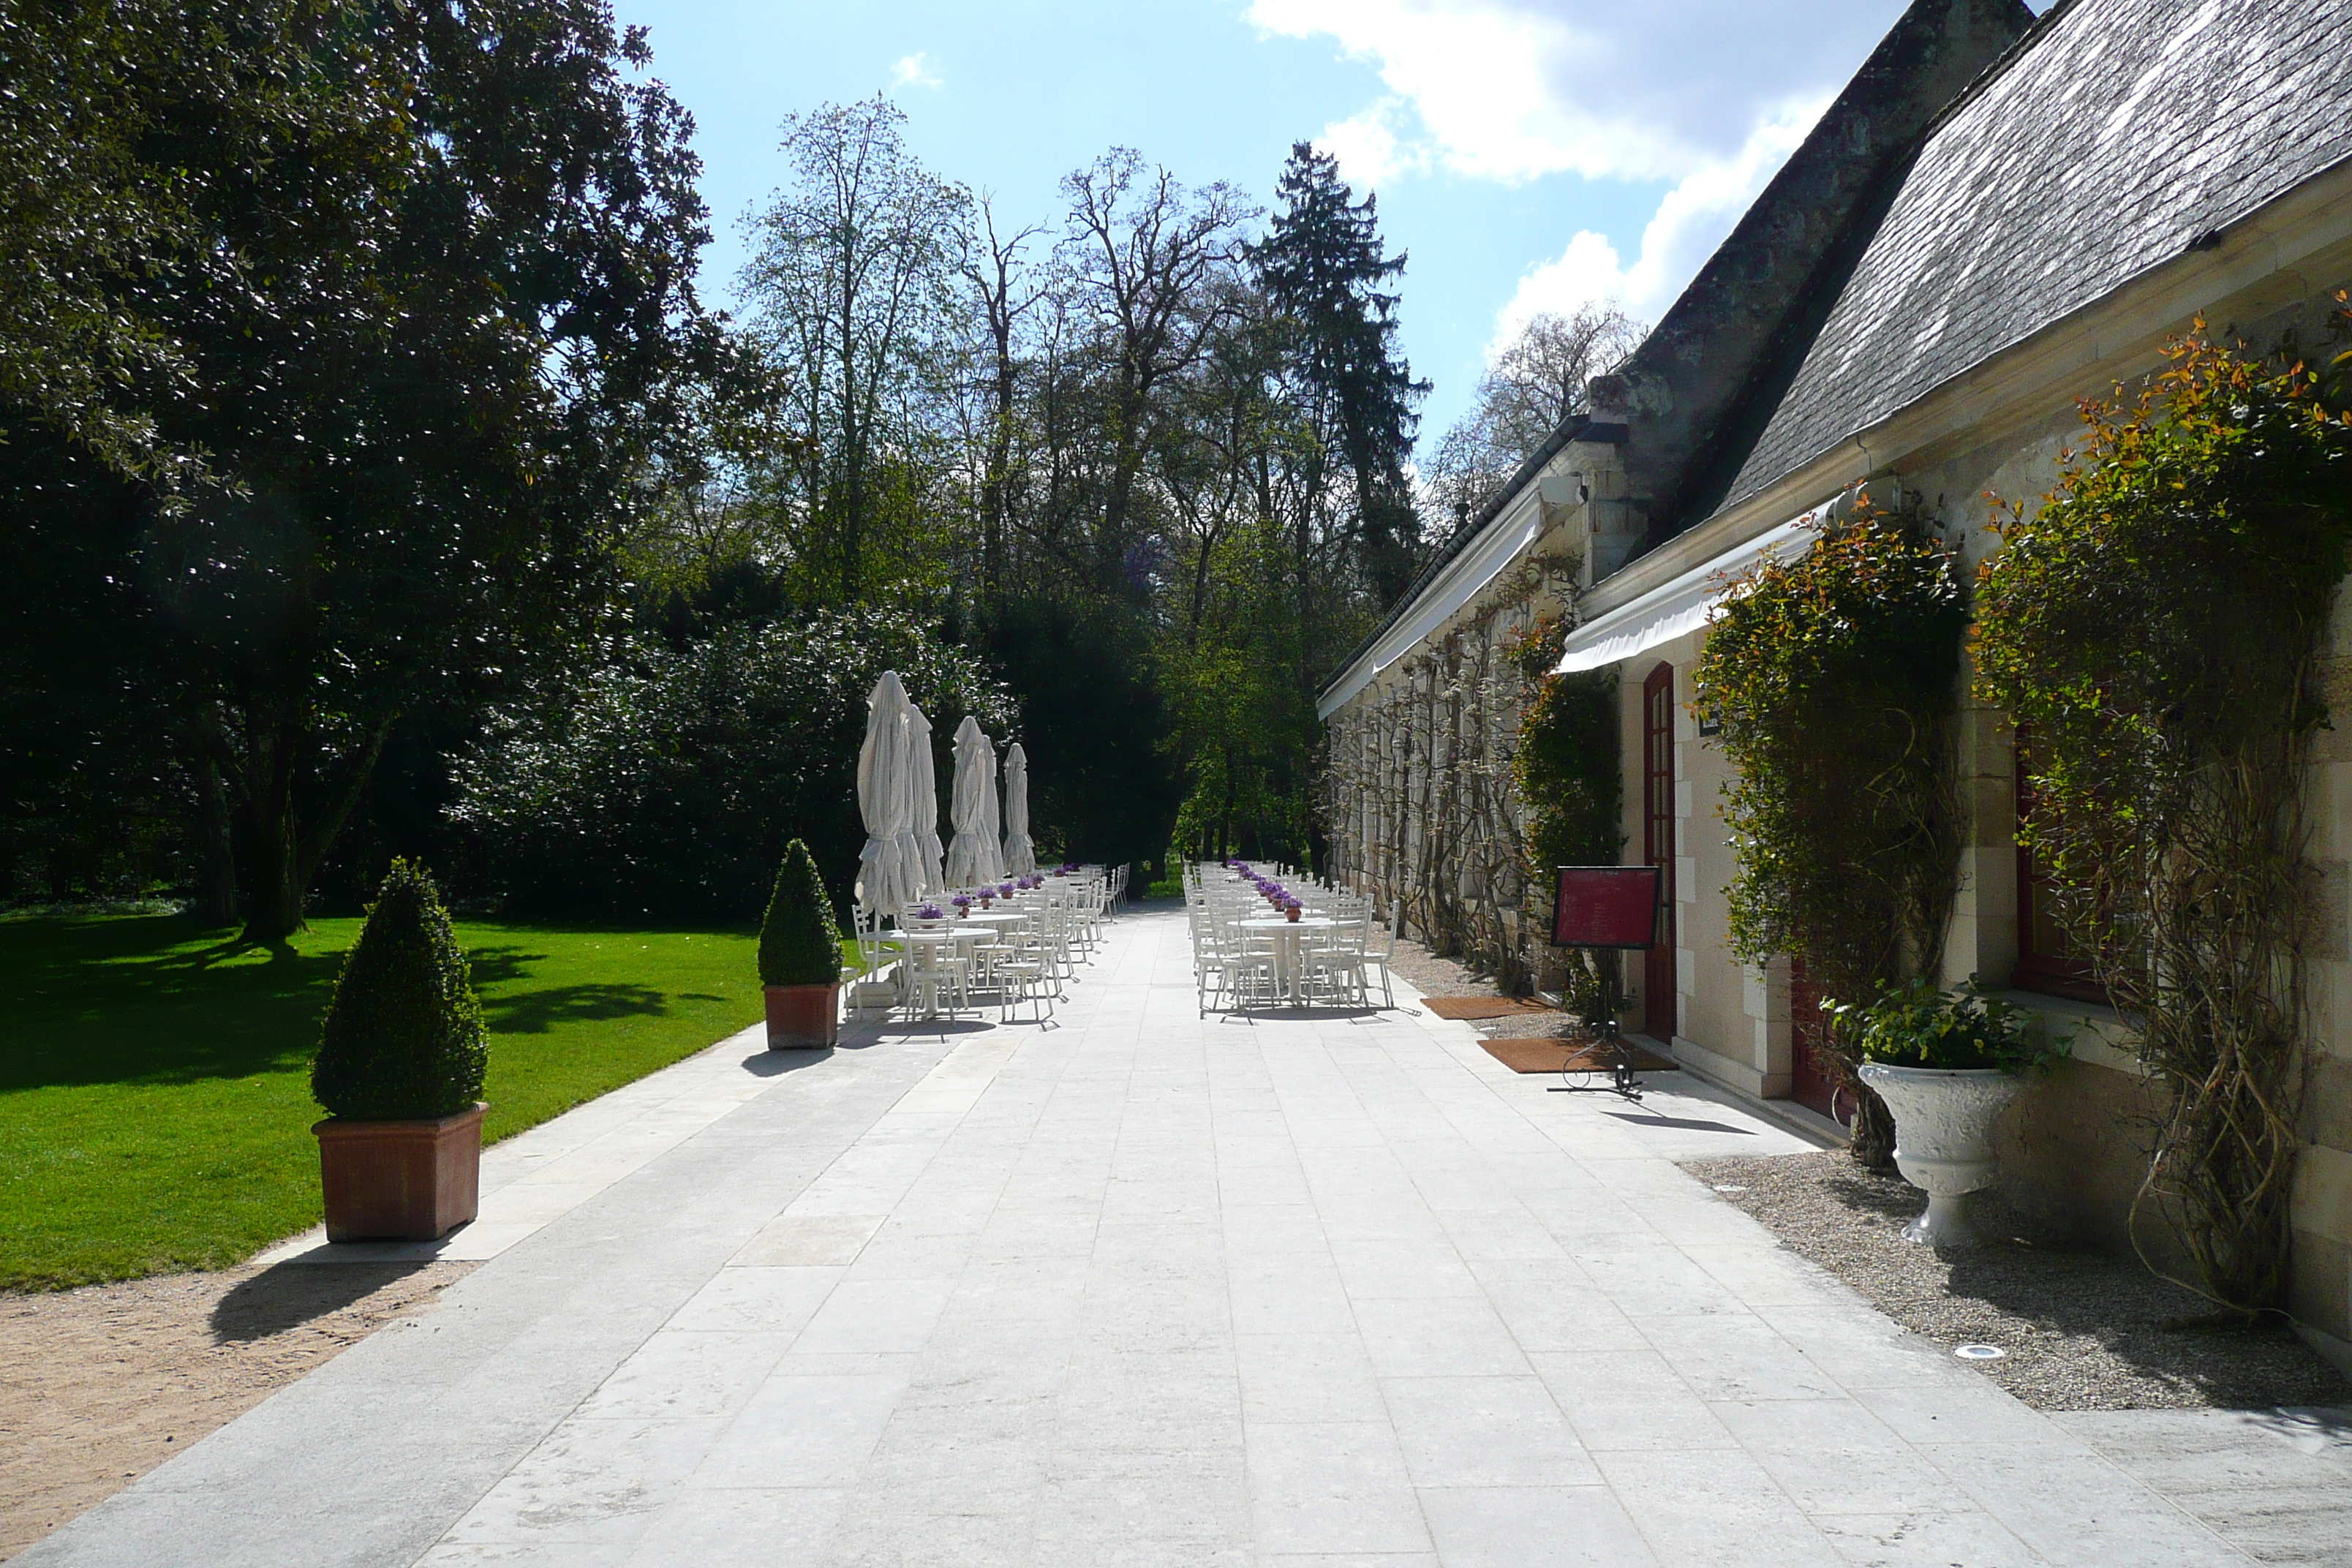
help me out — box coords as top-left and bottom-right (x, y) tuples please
(1682, 1150), (2350, 1411)
(1382, 932), (1500, 999)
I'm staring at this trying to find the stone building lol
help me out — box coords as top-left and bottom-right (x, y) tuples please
(1316, 0), (2352, 1357)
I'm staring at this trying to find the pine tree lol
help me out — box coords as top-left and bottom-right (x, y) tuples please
(1251, 143), (1429, 607)
(312, 859), (489, 1120)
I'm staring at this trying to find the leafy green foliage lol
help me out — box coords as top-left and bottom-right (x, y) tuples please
(758, 840), (842, 987)
(1973, 320), (2352, 1312)
(311, 861), (487, 1120)
(978, 600), (1180, 871)
(1505, 618), (1624, 1014)
(1824, 976), (2068, 1074)
(1693, 501), (1967, 1164)
(450, 609), (1014, 921)
(0, 0), (715, 939)
(1509, 619), (1621, 874)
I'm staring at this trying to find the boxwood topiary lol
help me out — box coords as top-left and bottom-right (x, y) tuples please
(312, 859), (489, 1120)
(759, 839), (843, 987)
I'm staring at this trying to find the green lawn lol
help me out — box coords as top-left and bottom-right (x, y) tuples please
(0, 912), (775, 1291)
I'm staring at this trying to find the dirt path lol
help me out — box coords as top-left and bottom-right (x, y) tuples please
(0, 1259), (473, 1561)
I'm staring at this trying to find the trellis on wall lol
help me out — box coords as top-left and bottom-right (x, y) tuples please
(1320, 549), (1580, 994)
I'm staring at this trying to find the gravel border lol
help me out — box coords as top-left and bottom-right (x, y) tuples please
(1682, 1150), (2351, 1411)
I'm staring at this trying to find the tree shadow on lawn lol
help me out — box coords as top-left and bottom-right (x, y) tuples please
(480, 981), (668, 1034)
(209, 1260), (439, 1342)
(0, 914), (349, 1092)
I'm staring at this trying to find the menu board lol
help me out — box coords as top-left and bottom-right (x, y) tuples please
(1550, 865), (1662, 949)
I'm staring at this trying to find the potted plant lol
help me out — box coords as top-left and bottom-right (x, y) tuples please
(1284, 898), (1303, 923)
(310, 859), (491, 1243)
(759, 839), (845, 1049)
(1829, 978), (2070, 1248)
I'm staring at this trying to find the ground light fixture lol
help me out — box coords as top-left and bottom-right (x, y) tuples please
(1955, 1343), (2008, 1360)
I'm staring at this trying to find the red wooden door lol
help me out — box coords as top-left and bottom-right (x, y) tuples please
(1642, 662), (1676, 1041)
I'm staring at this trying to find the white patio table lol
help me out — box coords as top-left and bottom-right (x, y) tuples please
(1236, 916), (1339, 1006)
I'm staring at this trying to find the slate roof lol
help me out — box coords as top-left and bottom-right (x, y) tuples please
(1716, 0), (2352, 514)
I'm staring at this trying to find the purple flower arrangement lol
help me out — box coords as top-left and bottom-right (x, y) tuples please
(997, 882), (1014, 898)
(915, 904), (945, 921)
(951, 894), (972, 915)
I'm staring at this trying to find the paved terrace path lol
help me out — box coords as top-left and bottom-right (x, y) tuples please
(24, 911), (2351, 1567)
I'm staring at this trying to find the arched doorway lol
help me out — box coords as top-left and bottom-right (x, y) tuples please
(1642, 660), (1676, 1041)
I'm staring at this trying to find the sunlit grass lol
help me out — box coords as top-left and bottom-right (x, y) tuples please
(0, 913), (766, 1290)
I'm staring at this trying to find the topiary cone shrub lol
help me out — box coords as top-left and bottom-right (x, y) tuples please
(760, 839), (844, 1049)
(311, 858), (489, 1242)
(313, 858), (489, 1119)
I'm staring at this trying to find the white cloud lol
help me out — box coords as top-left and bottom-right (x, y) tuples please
(1247, 1), (1892, 361)
(889, 51), (942, 90)
(1250, 0), (1891, 185)
(1488, 99), (1823, 347)
(1318, 99), (1431, 189)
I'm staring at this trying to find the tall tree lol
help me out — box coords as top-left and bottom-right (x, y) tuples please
(0, 0), (714, 940)
(957, 200), (1047, 611)
(745, 97), (969, 604)
(1058, 151), (1251, 596)
(1251, 143), (1427, 607)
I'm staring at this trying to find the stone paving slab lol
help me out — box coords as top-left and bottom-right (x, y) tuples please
(22, 912), (2350, 1566)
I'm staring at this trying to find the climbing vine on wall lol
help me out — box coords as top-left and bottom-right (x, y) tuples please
(1974, 318), (2352, 1314)
(1507, 616), (1622, 1011)
(1693, 497), (1968, 1166)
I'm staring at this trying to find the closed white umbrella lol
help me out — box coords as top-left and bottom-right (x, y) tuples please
(1001, 742), (1036, 875)
(977, 732), (1007, 884)
(854, 672), (919, 915)
(945, 716), (997, 887)
(907, 702), (945, 894)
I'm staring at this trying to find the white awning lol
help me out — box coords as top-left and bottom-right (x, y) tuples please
(1316, 494), (1545, 718)
(1556, 508), (1825, 674)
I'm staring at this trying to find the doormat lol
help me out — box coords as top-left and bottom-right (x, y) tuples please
(1422, 996), (1556, 1020)
(1480, 1037), (1678, 1074)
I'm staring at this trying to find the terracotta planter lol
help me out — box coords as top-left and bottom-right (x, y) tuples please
(1856, 1062), (2024, 1248)
(765, 982), (841, 1049)
(314, 1104), (484, 1243)
(1285, 907), (1302, 922)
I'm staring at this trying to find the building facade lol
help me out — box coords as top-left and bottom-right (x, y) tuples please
(1316, 0), (2352, 1356)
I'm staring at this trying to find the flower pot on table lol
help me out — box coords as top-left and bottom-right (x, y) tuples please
(313, 1103), (484, 1243)
(765, 982), (842, 1049)
(1855, 1062), (2023, 1248)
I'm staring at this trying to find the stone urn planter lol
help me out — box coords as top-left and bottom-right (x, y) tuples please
(1856, 1061), (2024, 1248)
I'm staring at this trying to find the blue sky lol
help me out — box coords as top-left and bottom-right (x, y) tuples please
(609, 0), (1912, 447)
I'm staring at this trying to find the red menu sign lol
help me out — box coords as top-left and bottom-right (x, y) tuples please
(1551, 866), (1662, 949)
